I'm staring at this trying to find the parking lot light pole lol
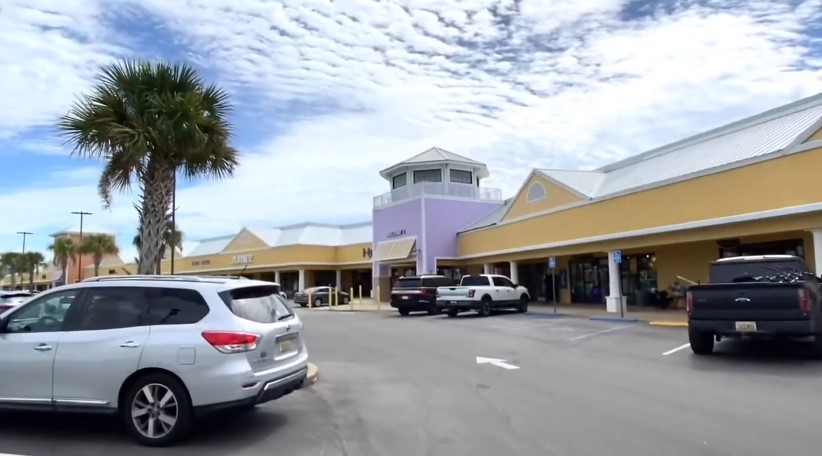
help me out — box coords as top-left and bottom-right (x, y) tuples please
(71, 211), (92, 282)
(16, 231), (32, 254)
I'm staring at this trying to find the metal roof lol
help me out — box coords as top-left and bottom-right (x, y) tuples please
(379, 146), (490, 179)
(49, 225), (116, 237)
(538, 93), (822, 199)
(187, 235), (235, 257)
(458, 198), (515, 233)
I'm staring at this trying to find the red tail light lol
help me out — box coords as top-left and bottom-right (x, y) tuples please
(202, 331), (261, 354)
(467, 289), (476, 298)
(686, 291), (694, 314)
(798, 288), (810, 313)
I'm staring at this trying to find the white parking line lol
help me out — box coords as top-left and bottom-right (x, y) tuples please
(568, 326), (629, 341)
(662, 343), (691, 356)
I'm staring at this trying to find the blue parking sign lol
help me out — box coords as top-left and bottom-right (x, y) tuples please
(548, 256), (556, 269)
(612, 250), (622, 264)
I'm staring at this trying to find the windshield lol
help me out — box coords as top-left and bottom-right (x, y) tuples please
(219, 285), (293, 323)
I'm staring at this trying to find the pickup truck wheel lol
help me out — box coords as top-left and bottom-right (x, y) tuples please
(478, 298), (492, 317)
(688, 329), (714, 355)
(427, 305), (440, 315)
(398, 308), (410, 316)
(447, 309), (458, 318)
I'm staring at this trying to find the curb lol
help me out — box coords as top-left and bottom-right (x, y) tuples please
(526, 311), (566, 318)
(589, 315), (639, 323)
(649, 321), (688, 328)
(306, 363), (319, 386)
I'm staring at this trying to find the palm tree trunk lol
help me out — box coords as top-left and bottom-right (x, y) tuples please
(137, 162), (173, 275)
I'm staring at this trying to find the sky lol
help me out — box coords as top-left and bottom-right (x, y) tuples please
(1, 0), (821, 263)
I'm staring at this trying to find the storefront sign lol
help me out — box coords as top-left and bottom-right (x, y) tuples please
(191, 259), (211, 267)
(387, 229), (406, 238)
(232, 254), (254, 265)
(362, 247), (373, 259)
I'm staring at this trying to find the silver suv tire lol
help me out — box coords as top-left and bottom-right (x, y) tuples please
(123, 373), (193, 446)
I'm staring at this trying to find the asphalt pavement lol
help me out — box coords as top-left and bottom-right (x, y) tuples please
(3, 308), (822, 456)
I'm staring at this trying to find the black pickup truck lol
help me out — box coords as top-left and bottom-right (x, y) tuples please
(687, 255), (822, 355)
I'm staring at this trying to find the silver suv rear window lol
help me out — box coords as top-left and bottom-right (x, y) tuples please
(219, 285), (293, 323)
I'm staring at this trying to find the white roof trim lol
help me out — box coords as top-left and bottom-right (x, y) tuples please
(456, 201), (822, 260)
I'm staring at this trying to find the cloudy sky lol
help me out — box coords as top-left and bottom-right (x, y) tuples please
(1, 0), (821, 262)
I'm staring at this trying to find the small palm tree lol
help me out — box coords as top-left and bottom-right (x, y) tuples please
(0, 252), (22, 288)
(21, 251), (46, 291)
(133, 225), (183, 274)
(58, 59), (238, 275)
(48, 238), (76, 285)
(80, 234), (120, 277)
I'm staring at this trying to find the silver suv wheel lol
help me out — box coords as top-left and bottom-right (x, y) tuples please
(132, 383), (179, 439)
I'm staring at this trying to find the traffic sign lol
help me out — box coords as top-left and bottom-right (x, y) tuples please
(612, 250), (622, 264)
(548, 256), (556, 269)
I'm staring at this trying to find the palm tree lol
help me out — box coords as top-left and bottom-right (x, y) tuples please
(133, 225), (183, 274)
(20, 251), (46, 291)
(80, 234), (120, 277)
(48, 238), (76, 286)
(57, 59), (238, 275)
(0, 252), (22, 289)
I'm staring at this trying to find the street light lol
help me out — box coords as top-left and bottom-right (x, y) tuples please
(71, 211), (92, 282)
(16, 231), (32, 254)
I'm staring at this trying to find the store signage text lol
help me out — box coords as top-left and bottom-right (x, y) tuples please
(191, 259), (211, 267)
(387, 229), (406, 239)
(362, 247), (373, 259)
(232, 255), (254, 265)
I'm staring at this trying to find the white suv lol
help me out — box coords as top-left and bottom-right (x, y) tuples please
(0, 275), (309, 447)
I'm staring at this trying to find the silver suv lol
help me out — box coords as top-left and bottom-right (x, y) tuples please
(0, 275), (309, 446)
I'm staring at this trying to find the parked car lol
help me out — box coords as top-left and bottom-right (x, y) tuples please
(293, 286), (350, 307)
(436, 274), (530, 317)
(0, 290), (32, 314)
(687, 255), (822, 355)
(0, 275), (309, 447)
(391, 275), (456, 316)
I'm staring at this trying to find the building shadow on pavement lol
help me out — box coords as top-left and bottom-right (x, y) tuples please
(687, 338), (822, 375)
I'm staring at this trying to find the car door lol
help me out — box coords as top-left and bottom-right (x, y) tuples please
(0, 288), (82, 408)
(51, 285), (150, 410)
(493, 277), (517, 303)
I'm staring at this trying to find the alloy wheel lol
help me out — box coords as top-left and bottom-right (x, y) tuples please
(131, 383), (179, 440)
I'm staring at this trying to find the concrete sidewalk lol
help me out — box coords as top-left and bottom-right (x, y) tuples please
(301, 299), (688, 326)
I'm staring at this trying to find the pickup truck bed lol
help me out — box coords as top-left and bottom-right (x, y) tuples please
(687, 255), (822, 356)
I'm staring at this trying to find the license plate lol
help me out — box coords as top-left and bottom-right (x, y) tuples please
(278, 337), (297, 353)
(450, 301), (457, 304)
(735, 321), (757, 332)
(402, 295), (409, 300)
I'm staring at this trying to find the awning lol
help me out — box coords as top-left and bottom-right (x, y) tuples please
(372, 237), (417, 262)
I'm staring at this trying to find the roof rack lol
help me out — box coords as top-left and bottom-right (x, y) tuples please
(82, 275), (250, 283)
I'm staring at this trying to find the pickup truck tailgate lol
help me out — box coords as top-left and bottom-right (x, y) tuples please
(689, 282), (808, 321)
(437, 286), (470, 299)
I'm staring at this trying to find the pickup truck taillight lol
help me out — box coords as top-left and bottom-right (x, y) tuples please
(467, 289), (476, 298)
(798, 288), (810, 313)
(686, 291), (694, 314)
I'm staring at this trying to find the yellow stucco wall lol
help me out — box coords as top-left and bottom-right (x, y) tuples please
(502, 173), (582, 221)
(459, 147), (822, 258)
(335, 243), (373, 266)
(221, 228), (269, 253)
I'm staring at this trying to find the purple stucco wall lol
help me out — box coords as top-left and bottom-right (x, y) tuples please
(422, 198), (501, 273)
(372, 196), (501, 276)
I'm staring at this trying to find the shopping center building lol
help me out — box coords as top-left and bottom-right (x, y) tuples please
(7, 93), (822, 312)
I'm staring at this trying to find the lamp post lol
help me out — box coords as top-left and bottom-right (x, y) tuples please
(16, 231), (32, 254)
(71, 211), (92, 282)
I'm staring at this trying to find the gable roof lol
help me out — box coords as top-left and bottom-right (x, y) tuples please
(539, 93), (822, 199)
(187, 235), (235, 257)
(379, 147), (490, 179)
(458, 198), (515, 233)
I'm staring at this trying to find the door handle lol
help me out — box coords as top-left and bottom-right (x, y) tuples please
(119, 341), (141, 348)
(33, 344), (53, 352)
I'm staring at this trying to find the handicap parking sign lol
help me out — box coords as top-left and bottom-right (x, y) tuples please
(548, 256), (556, 269)
(612, 250), (622, 264)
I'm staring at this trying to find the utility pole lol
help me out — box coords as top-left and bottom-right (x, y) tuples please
(71, 211), (92, 282)
(16, 231), (32, 254)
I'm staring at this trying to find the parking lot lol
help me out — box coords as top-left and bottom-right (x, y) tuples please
(3, 308), (822, 456)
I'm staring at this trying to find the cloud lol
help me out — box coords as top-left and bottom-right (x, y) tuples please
(1, 0), (822, 261)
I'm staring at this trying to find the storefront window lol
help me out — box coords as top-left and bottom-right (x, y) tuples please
(570, 254), (657, 305)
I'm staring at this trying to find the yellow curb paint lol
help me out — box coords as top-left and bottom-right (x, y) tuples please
(306, 363), (319, 385)
(649, 321), (688, 327)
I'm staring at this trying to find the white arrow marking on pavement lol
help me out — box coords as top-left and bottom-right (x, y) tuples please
(476, 356), (520, 370)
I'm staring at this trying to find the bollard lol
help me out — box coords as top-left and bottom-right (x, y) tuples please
(349, 287), (354, 310)
(308, 292), (313, 309)
(376, 286), (381, 312)
(331, 287), (337, 308)
(358, 285), (363, 308)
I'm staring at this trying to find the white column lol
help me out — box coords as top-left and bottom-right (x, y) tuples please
(298, 269), (306, 291)
(810, 229), (822, 275)
(274, 270), (281, 284)
(335, 269), (342, 288)
(509, 261), (519, 284)
(483, 263), (492, 274)
(605, 251), (625, 313)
